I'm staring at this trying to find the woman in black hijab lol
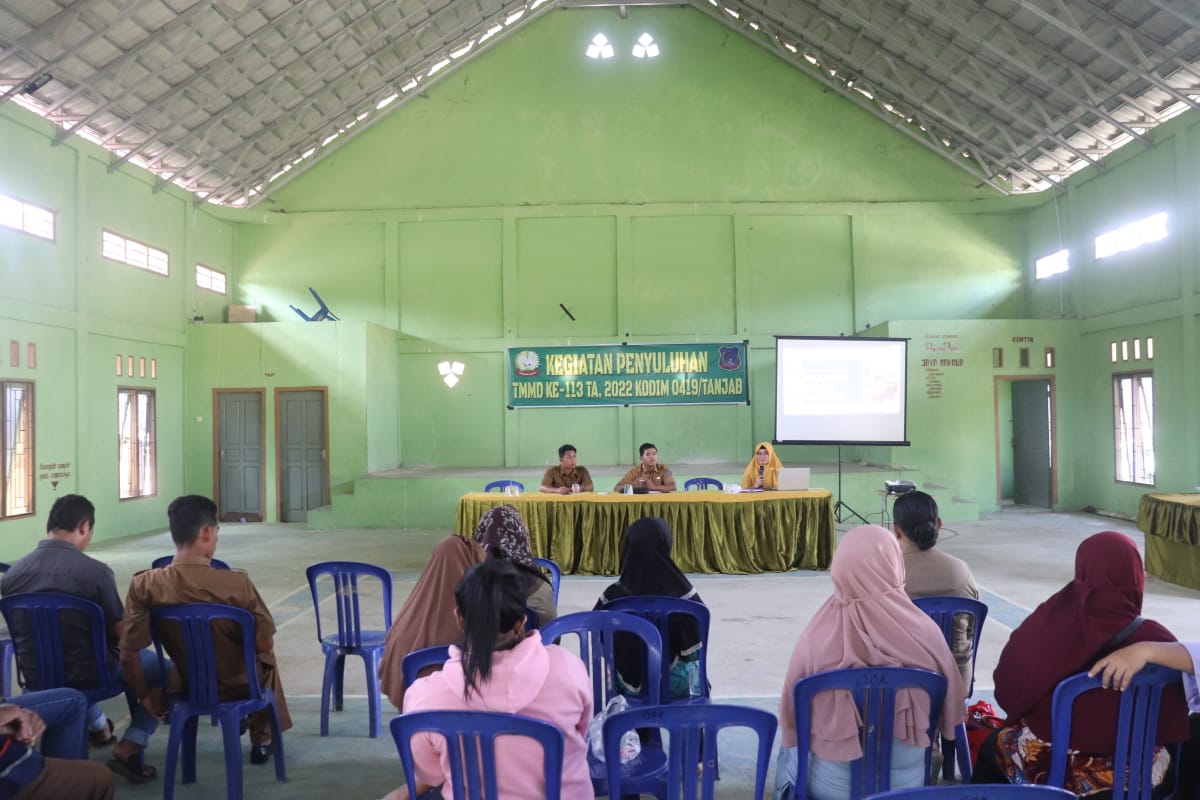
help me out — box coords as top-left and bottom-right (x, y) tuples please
(594, 517), (705, 696)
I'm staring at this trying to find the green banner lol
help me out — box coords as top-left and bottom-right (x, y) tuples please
(507, 342), (749, 407)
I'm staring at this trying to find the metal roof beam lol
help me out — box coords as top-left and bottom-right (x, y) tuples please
(213, 0), (556, 204)
(147, 0), (465, 182)
(1015, 0), (1200, 111)
(687, 2), (1015, 194)
(900, 0), (1151, 147)
(93, 0), (319, 150)
(758, 0), (1093, 174)
(43, 0), (215, 126)
(0, 0), (159, 106)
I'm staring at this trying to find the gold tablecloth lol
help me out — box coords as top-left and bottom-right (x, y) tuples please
(455, 490), (836, 575)
(1138, 493), (1200, 589)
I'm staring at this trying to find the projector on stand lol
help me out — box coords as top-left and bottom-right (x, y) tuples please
(884, 480), (917, 495)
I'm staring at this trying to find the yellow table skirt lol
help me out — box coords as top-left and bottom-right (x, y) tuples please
(455, 490), (836, 575)
(1138, 493), (1200, 589)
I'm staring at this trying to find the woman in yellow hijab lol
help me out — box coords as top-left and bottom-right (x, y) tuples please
(741, 441), (784, 489)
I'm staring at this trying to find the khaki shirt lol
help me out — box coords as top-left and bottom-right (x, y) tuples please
(121, 557), (276, 699)
(616, 464), (675, 492)
(540, 465), (594, 492)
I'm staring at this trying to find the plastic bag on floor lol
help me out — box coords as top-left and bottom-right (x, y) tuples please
(586, 695), (641, 764)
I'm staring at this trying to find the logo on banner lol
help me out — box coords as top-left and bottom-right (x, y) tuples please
(513, 350), (541, 377)
(718, 346), (742, 371)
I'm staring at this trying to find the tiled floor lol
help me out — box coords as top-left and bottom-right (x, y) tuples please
(70, 507), (1200, 797)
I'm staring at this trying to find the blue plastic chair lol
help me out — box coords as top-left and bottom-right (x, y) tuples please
(152, 555), (232, 570)
(911, 595), (988, 695)
(390, 710), (564, 800)
(603, 596), (712, 703)
(912, 595), (987, 780)
(790, 666), (947, 800)
(306, 561), (393, 738)
(532, 556), (562, 604)
(0, 562), (12, 698)
(684, 477), (724, 491)
(0, 592), (137, 715)
(604, 703), (777, 800)
(1048, 666), (1185, 800)
(149, 603), (286, 800)
(540, 611), (668, 797)
(484, 479), (524, 493)
(401, 644), (451, 688)
(867, 786), (1077, 800)
(540, 611), (664, 708)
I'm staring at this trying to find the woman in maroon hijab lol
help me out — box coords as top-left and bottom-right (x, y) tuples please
(975, 531), (1189, 794)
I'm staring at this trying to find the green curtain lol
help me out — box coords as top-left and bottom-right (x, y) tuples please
(456, 491), (836, 575)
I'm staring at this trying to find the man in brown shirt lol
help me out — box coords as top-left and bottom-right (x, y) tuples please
(119, 495), (292, 765)
(614, 442), (677, 492)
(538, 443), (594, 493)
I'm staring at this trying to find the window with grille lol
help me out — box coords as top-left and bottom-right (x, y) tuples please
(1, 381), (34, 518)
(195, 264), (227, 294)
(118, 388), (156, 499)
(0, 193), (54, 240)
(1113, 372), (1154, 485)
(102, 230), (169, 276)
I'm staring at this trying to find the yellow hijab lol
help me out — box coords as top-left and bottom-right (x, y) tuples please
(741, 441), (783, 489)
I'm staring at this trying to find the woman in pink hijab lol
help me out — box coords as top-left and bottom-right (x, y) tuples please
(775, 524), (966, 800)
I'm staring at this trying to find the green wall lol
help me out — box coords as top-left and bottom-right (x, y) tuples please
(235, 6), (1027, 509)
(9, 2), (1198, 539)
(1025, 111), (1200, 515)
(0, 104), (233, 557)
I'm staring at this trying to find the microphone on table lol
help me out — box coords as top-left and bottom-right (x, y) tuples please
(758, 465), (764, 485)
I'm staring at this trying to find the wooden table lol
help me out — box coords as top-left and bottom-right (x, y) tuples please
(1138, 492), (1200, 590)
(455, 490), (836, 575)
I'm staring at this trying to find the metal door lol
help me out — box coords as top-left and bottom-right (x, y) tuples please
(1012, 380), (1052, 507)
(216, 391), (264, 521)
(278, 390), (328, 522)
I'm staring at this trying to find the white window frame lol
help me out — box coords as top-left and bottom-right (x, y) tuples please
(195, 264), (227, 294)
(1113, 371), (1155, 486)
(1094, 212), (1168, 260)
(1035, 248), (1069, 279)
(0, 193), (55, 241)
(118, 387), (157, 499)
(102, 229), (169, 276)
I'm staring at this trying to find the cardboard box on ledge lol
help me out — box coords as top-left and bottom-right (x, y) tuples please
(226, 305), (257, 323)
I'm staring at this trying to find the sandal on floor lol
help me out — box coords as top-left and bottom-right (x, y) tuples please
(88, 719), (115, 747)
(106, 750), (157, 784)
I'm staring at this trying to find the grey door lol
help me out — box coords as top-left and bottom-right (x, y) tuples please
(279, 390), (328, 522)
(217, 391), (263, 521)
(1012, 380), (1052, 507)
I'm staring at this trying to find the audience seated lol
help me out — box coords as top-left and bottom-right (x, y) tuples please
(473, 506), (557, 628)
(0, 688), (115, 798)
(0, 494), (168, 783)
(119, 495), (292, 767)
(384, 557), (592, 800)
(776, 524), (966, 800)
(595, 517), (706, 699)
(974, 531), (1189, 795)
(378, 535), (484, 710)
(892, 490), (980, 688)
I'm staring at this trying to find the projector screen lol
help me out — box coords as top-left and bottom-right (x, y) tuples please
(774, 336), (910, 445)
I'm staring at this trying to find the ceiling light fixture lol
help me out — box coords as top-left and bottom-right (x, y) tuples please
(586, 34), (615, 60)
(632, 33), (659, 59)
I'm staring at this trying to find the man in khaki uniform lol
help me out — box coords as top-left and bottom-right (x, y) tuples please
(119, 495), (292, 765)
(539, 443), (594, 493)
(614, 442), (677, 493)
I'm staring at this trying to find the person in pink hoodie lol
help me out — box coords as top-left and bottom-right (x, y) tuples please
(387, 555), (594, 800)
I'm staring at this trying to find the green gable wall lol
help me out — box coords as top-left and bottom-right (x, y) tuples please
(0, 104), (233, 557)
